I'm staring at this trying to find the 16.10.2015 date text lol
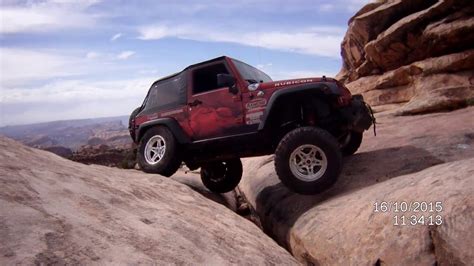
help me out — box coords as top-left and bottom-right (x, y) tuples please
(373, 201), (444, 226)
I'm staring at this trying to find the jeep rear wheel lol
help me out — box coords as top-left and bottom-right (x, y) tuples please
(138, 126), (181, 177)
(340, 131), (363, 156)
(201, 159), (242, 193)
(275, 127), (342, 195)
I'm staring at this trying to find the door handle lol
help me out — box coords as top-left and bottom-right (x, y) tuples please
(188, 99), (202, 107)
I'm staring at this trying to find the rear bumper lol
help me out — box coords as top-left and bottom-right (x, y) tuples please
(340, 95), (374, 132)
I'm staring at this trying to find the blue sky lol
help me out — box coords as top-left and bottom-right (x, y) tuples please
(0, 0), (369, 126)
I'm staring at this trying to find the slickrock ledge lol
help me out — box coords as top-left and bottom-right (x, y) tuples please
(0, 137), (297, 265)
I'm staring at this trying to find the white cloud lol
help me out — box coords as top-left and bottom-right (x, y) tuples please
(137, 69), (160, 75)
(117, 51), (136, 60)
(265, 70), (336, 81)
(312, 0), (372, 13)
(0, 48), (139, 87)
(86, 51), (100, 59)
(283, 70), (335, 79)
(1, 77), (154, 125)
(0, 46), (152, 126)
(256, 63), (273, 70)
(0, 0), (100, 33)
(346, 0), (373, 12)
(138, 25), (170, 40)
(319, 4), (335, 12)
(138, 24), (344, 58)
(0, 48), (82, 86)
(255, 63), (332, 81)
(255, 31), (342, 58)
(1, 78), (152, 104)
(110, 33), (123, 41)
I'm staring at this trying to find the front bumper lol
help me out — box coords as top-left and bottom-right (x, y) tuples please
(340, 94), (375, 133)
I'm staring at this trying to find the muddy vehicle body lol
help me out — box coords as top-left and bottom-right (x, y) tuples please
(129, 56), (374, 194)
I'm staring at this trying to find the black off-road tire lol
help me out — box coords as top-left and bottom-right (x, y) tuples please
(137, 126), (181, 177)
(341, 131), (363, 156)
(274, 127), (342, 195)
(201, 159), (243, 193)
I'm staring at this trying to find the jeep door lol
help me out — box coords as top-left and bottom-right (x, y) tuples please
(186, 60), (246, 140)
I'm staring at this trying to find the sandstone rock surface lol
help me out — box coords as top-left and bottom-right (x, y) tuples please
(239, 107), (474, 265)
(0, 137), (297, 265)
(337, 0), (474, 115)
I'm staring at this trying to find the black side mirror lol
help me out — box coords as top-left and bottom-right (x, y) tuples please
(217, 74), (237, 94)
(228, 85), (239, 94)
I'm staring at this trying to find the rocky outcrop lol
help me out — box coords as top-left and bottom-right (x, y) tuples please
(0, 137), (297, 265)
(337, 0), (474, 115)
(238, 107), (474, 265)
(244, 158), (473, 265)
(70, 144), (137, 169)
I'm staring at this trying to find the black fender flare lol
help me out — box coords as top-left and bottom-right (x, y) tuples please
(135, 118), (191, 144)
(257, 82), (341, 131)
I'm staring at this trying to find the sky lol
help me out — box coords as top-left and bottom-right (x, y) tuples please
(0, 0), (369, 126)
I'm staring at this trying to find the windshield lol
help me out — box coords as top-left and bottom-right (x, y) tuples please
(232, 59), (272, 84)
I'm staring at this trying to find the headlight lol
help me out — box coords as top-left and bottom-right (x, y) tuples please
(248, 83), (259, 91)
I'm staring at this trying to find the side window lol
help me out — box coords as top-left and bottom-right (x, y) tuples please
(192, 63), (229, 94)
(143, 73), (187, 111)
(144, 85), (159, 108)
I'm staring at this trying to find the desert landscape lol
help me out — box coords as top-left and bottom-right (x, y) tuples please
(0, 117), (135, 168)
(1, 0), (473, 265)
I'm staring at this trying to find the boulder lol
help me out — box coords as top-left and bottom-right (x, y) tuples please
(0, 137), (297, 265)
(288, 158), (473, 265)
(345, 50), (474, 113)
(337, 0), (474, 115)
(238, 107), (474, 265)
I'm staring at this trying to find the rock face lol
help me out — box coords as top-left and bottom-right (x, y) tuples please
(337, 0), (474, 115)
(0, 137), (297, 265)
(238, 107), (474, 265)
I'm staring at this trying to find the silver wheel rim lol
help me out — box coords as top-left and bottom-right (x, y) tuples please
(289, 144), (328, 182)
(144, 135), (166, 165)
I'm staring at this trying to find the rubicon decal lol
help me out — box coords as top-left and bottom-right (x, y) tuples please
(274, 79), (313, 87)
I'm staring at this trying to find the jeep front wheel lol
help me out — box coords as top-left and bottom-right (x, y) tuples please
(201, 159), (242, 193)
(275, 127), (342, 195)
(138, 126), (181, 177)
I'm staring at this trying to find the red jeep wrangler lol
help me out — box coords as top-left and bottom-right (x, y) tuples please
(129, 56), (374, 194)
